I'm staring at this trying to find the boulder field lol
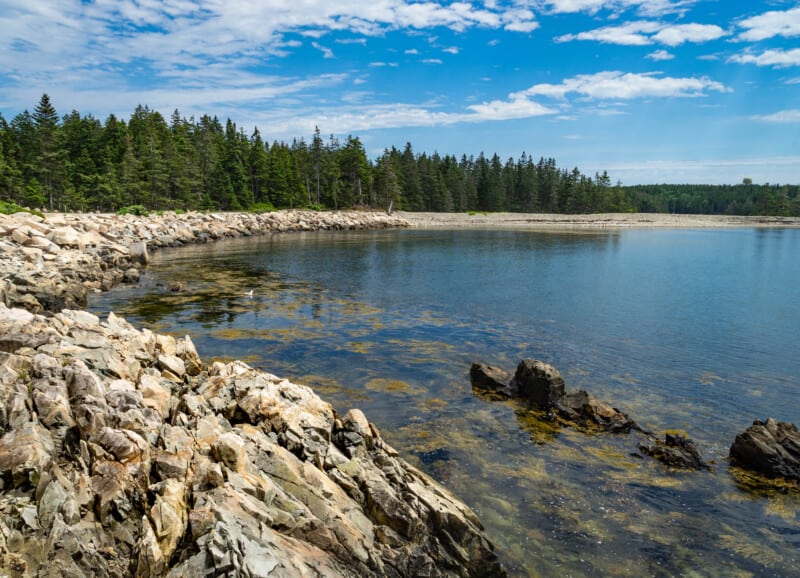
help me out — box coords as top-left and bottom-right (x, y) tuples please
(0, 210), (408, 315)
(0, 210), (505, 577)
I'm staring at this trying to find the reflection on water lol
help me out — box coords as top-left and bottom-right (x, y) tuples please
(90, 228), (800, 577)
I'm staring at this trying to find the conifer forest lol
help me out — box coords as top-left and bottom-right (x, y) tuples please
(1, 95), (798, 216)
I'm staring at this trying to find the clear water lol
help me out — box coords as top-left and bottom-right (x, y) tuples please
(89, 227), (800, 577)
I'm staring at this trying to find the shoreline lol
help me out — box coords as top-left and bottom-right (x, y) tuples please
(398, 211), (800, 229)
(0, 209), (511, 577)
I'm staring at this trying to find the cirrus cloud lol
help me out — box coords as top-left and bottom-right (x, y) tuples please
(751, 109), (800, 123)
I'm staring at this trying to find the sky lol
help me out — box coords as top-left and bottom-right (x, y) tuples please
(0, 1), (798, 185)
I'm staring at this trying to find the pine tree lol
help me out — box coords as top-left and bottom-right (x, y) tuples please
(33, 94), (64, 209)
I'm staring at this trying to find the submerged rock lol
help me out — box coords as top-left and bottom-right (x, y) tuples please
(556, 390), (640, 434)
(0, 304), (505, 577)
(729, 419), (800, 482)
(637, 432), (710, 470)
(469, 363), (513, 397)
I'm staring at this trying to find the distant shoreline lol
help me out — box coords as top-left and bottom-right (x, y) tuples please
(397, 211), (800, 229)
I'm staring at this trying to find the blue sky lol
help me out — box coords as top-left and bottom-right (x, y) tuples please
(1, 1), (798, 185)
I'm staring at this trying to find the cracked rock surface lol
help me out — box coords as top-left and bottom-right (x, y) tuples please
(0, 305), (504, 577)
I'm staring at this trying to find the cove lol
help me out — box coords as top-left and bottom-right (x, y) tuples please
(89, 227), (800, 577)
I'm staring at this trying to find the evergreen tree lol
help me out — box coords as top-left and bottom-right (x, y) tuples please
(33, 94), (63, 208)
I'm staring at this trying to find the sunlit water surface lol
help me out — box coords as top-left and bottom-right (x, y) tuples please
(89, 227), (800, 577)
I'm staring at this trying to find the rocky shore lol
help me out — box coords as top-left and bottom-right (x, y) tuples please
(0, 209), (507, 577)
(0, 209), (408, 315)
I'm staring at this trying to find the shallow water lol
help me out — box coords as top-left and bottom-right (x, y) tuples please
(89, 227), (800, 577)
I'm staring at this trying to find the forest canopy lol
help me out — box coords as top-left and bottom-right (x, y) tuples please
(1, 95), (798, 216)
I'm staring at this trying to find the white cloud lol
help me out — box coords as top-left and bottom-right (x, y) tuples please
(422, 58), (443, 64)
(443, 46), (460, 54)
(502, 8), (539, 33)
(557, 21), (726, 46)
(404, 48), (419, 54)
(312, 42), (335, 59)
(520, 71), (729, 100)
(0, 0), (535, 87)
(537, 0), (697, 17)
(557, 21), (660, 45)
(736, 6), (800, 42)
(730, 49), (800, 68)
(467, 96), (557, 120)
(751, 109), (800, 123)
(646, 49), (674, 61)
(652, 23), (727, 46)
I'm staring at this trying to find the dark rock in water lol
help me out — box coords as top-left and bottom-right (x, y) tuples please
(470, 363), (514, 397)
(510, 359), (565, 408)
(417, 447), (454, 466)
(729, 419), (800, 481)
(471, 359), (641, 435)
(638, 432), (710, 470)
(556, 390), (642, 434)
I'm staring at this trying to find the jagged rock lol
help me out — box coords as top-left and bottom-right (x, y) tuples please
(729, 419), (800, 481)
(472, 359), (640, 435)
(0, 304), (504, 577)
(638, 432), (710, 470)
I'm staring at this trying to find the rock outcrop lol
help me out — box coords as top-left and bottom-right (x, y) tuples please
(729, 419), (800, 482)
(471, 359), (715, 470)
(471, 359), (640, 434)
(0, 304), (504, 577)
(0, 210), (408, 314)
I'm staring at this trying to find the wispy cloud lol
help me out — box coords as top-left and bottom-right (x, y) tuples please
(751, 109), (800, 123)
(537, 0), (698, 18)
(312, 42), (335, 59)
(556, 21), (726, 46)
(601, 156), (800, 185)
(736, 6), (800, 42)
(730, 48), (800, 68)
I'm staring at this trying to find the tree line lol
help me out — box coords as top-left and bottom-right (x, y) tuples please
(1, 94), (797, 216)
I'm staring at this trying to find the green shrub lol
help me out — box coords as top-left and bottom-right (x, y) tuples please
(0, 200), (44, 218)
(248, 202), (276, 213)
(117, 205), (149, 216)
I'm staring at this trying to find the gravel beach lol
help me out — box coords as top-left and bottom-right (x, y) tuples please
(398, 211), (800, 229)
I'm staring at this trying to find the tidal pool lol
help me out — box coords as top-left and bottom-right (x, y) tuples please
(90, 227), (800, 577)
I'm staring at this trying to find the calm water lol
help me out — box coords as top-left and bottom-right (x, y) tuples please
(89, 227), (800, 577)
